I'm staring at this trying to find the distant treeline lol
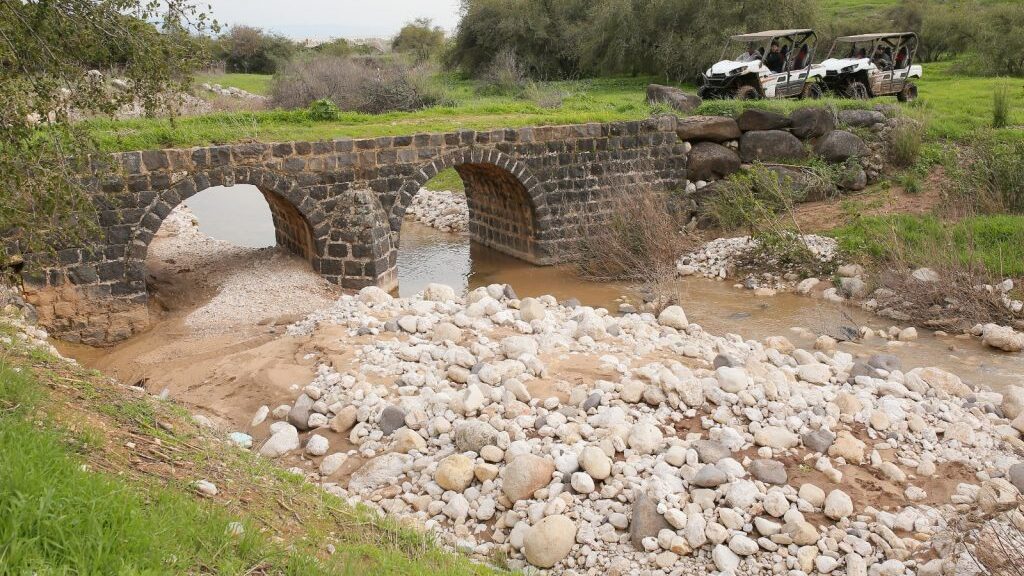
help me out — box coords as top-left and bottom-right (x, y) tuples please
(447, 0), (1024, 81)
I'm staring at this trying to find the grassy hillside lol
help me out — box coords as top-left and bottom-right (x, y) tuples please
(0, 317), (498, 576)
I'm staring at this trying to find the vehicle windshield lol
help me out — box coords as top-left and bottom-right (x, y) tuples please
(829, 35), (917, 70)
(721, 32), (816, 73)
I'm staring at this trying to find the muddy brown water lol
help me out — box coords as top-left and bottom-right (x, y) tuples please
(58, 193), (1024, 401)
(399, 221), (1024, 395)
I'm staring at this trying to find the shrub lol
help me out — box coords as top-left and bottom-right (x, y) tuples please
(886, 119), (925, 169)
(569, 181), (698, 285)
(269, 55), (440, 114)
(475, 49), (529, 97)
(307, 99), (340, 121)
(703, 165), (806, 234)
(953, 137), (1024, 214)
(217, 25), (295, 74)
(993, 83), (1010, 129)
(392, 18), (446, 64)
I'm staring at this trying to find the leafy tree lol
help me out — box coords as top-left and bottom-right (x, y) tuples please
(449, 0), (816, 81)
(217, 25), (295, 74)
(0, 0), (213, 268)
(448, 0), (589, 79)
(392, 18), (446, 63)
(315, 38), (352, 58)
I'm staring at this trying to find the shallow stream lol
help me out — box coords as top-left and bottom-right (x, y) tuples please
(63, 186), (1024, 397)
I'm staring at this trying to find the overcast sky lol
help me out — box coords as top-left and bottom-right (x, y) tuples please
(204, 0), (462, 40)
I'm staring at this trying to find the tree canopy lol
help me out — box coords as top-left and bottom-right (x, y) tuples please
(392, 18), (446, 64)
(0, 0), (213, 266)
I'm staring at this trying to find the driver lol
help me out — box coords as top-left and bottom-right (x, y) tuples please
(764, 41), (785, 73)
(737, 43), (760, 62)
(872, 45), (891, 69)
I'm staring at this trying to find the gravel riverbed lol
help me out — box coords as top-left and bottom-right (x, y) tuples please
(230, 281), (1024, 575)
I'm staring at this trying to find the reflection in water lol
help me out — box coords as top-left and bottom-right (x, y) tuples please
(184, 185), (276, 248)
(397, 221), (628, 306)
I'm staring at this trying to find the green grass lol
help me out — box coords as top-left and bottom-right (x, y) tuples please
(830, 214), (1024, 277)
(195, 72), (273, 95)
(89, 63), (1023, 153)
(0, 338), (499, 576)
(914, 61), (1024, 140)
(424, 167), (466, 192)
(0, 362), (310, 574)
(85, 76), (660, 152)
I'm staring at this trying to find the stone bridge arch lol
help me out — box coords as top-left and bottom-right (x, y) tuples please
(131, 166), (323, 275)
(386, 148), (549, 265)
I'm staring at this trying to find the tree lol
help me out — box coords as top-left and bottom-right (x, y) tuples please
(392, 18), (446, 63)
(217, 25), (295, 74)
(0, 0), (214, 268)
(315, 38), (352, 58)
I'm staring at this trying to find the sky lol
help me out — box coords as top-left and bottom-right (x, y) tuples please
(203, 0), (462, 40)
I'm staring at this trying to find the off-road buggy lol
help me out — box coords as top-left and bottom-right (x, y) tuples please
(820, 32), (922, 101)
(699, 29), (825, 100)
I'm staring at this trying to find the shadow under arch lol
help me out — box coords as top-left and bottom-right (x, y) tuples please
(388, 149), (549, 266)
(126, 166), (323, 294)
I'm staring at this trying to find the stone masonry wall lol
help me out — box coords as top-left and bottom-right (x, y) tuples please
(19, 116), (687, 345)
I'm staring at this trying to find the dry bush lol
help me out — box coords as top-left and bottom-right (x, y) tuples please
(866, 222), (1019, 331)
(269, 54), (438, 114)
(568, 182), (700, 310)
(886, 118), (925, 169)
(476, 49), (529, 97)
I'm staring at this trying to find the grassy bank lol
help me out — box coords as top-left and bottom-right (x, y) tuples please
(0, 319), (497, 576)
(830, 213), (1024, 278)
(85, 77), (656, 152)
(88, 63), (1022, 153)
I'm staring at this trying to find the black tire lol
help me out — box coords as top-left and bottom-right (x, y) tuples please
(845, 81), (869, 100)
(733, 85), (760, 101)
(697, 85), (714, 100)
(897, 82), (918, 103)
(801, 82), (823, 100)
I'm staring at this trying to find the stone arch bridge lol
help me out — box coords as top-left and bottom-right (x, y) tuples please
(21, 117), (687, 344)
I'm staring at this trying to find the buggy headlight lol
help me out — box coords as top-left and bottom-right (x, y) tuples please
(842, 65), (857, 73)
(728, 67), (745, 76)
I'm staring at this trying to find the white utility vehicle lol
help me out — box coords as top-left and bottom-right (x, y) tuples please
(820, 32), (922, 101)
(699, 29), (825, 100)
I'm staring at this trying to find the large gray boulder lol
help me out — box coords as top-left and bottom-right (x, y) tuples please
(287, 394), (315, 431)
(838, 109), (886, 128)
(688, 142), (741, 181)
(814, 130), (868, 163)
(737, 109), (791, 131)
(790, 107), (835, 139)
(740, 130), (807, 163)
(647, 84), (702, 113)
(676, 115), (742, 143)
(765, 166), (835, 201)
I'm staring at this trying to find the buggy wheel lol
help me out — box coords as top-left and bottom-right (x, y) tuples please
(801, 82), (823, 100)
(845, 81), (869, 100)
(897, 82), (918, 103)
(697, 85), (714, 100)
(733, 85), (759, 100)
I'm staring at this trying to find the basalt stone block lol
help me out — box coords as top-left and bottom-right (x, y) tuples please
(646, 84), (702, 113)
(814, 130), (869, 163)
(676, 116), (742, 143)
(737, 109), (791, 132)
(739, 130), (807, 163)
(687, 142), (741, 181)
(790, 107), (835, 140)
